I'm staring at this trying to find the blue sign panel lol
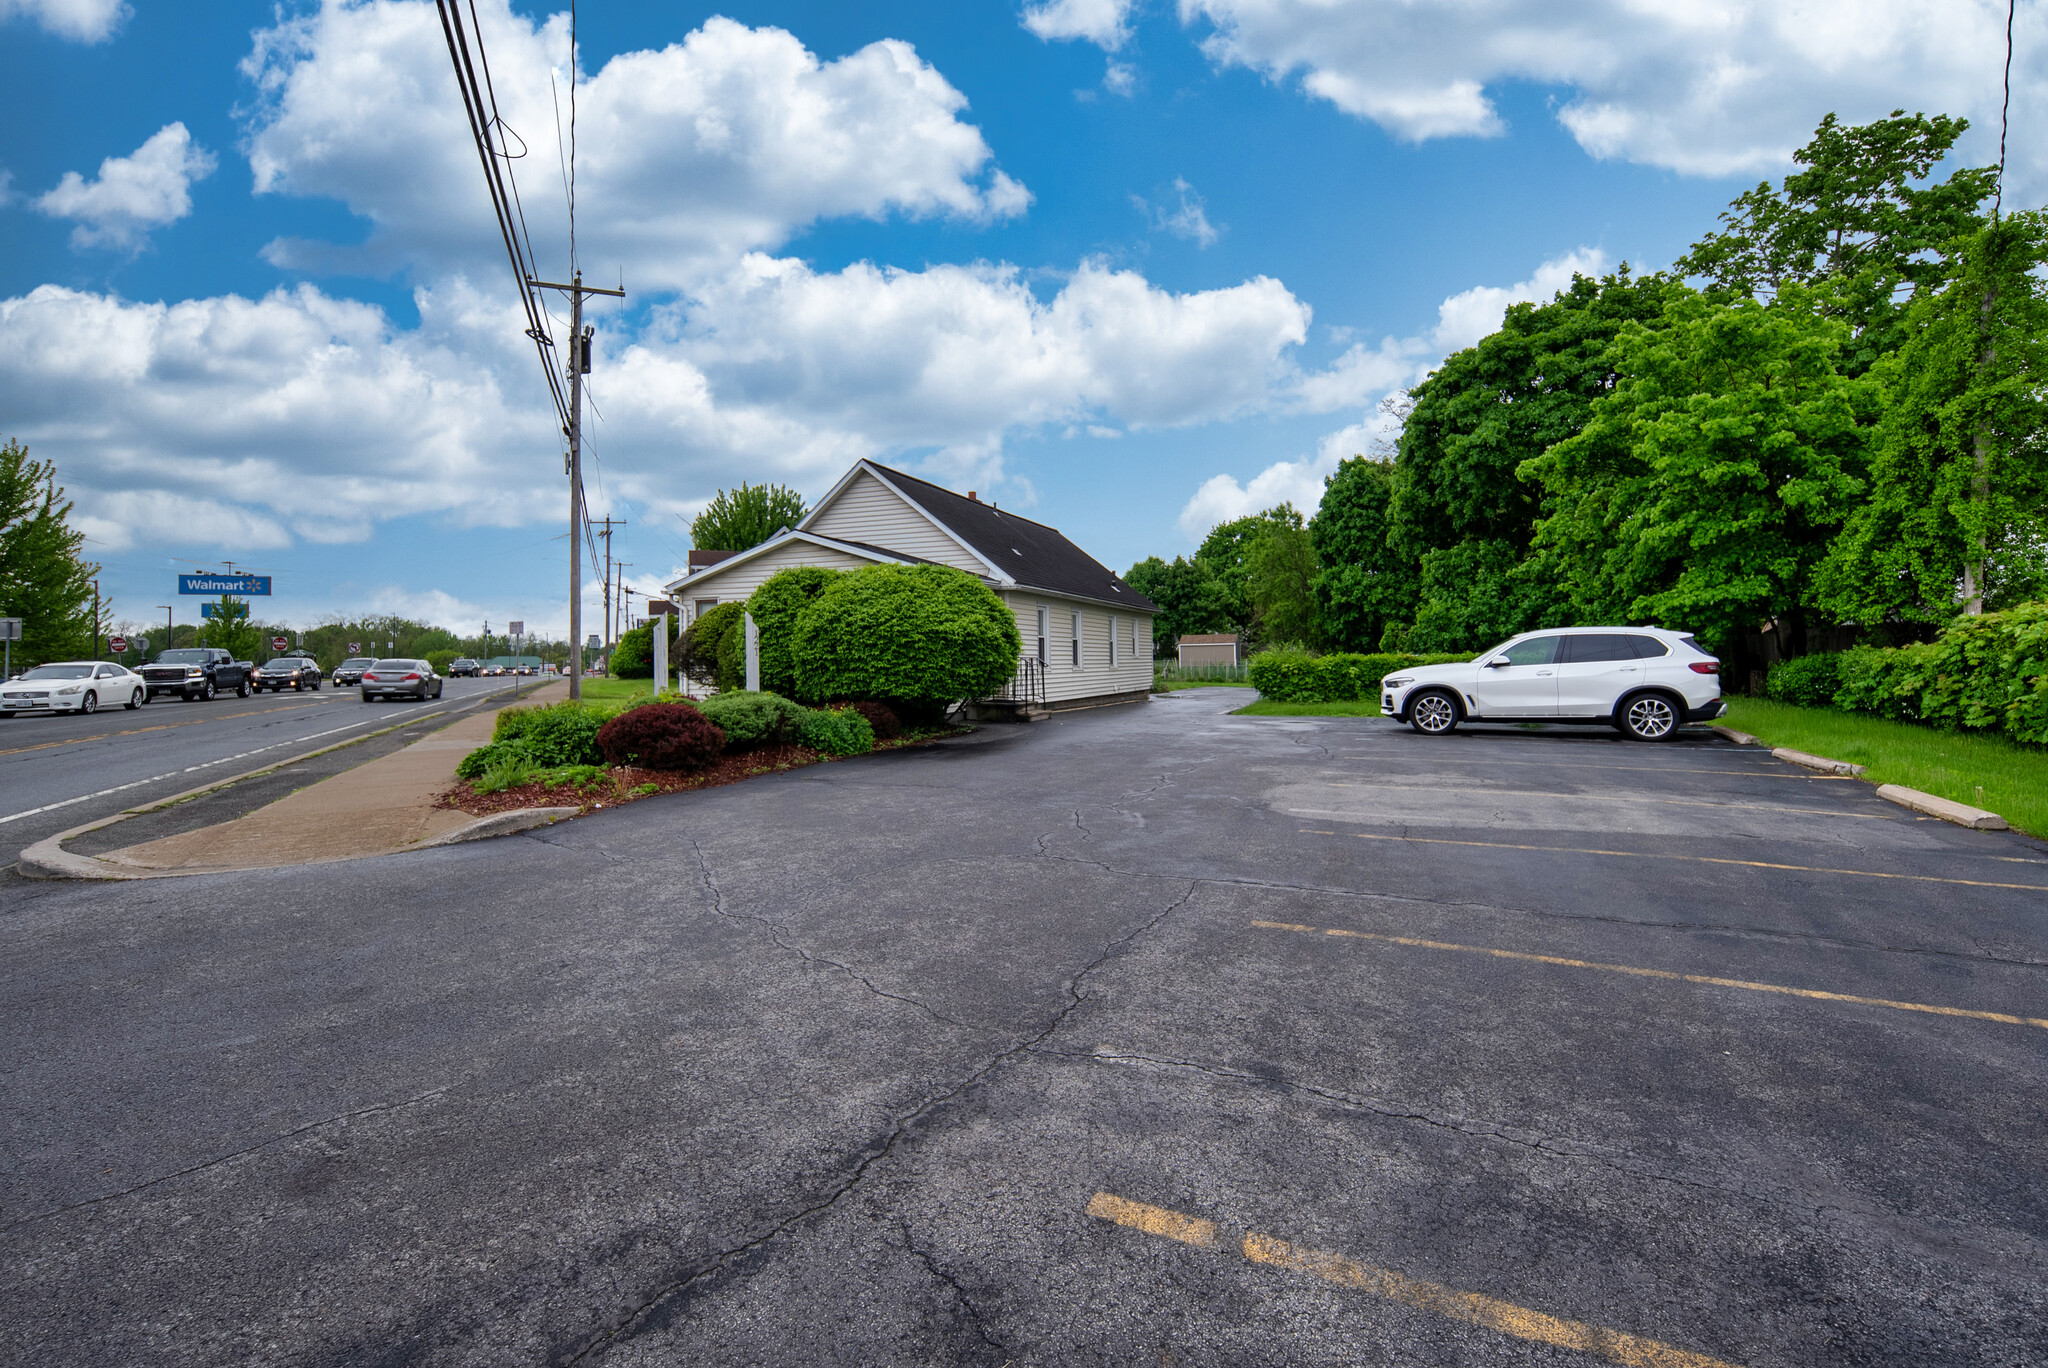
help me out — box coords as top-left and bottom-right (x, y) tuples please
(179, 573), (271, 596)
(200, 602), (218, 618)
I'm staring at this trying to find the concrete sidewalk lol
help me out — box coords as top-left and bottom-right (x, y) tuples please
(93, 681), (569, 874)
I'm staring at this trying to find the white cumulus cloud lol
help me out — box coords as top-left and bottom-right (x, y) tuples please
(1023, 0), (1137, 50)
(243, 2), (1029, 291)
(0, 0), (127, 43)
(36, 122), (216, 250)
(1178, 0), (2034, 186)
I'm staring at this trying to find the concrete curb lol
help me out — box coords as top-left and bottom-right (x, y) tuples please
(14, 681), (550, 881)
(418, 807), (581, 847)
(1876, 784), (2009, 830)
(1772, 746), (1867, 776)
(1711, 725), (1762, 746)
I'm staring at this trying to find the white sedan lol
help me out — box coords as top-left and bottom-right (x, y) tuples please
(0, 661), (148, 717)
(1382, 627), (1724, 741)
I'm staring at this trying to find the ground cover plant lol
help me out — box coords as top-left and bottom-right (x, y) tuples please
(1722, 698), (2048, 836)
(696, 690), (808, 748)
(492, 699), (610, 766)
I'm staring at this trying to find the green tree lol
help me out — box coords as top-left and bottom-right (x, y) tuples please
(1674, 110), (1995, 369)
(690, 482), (808, 552)
(1124, 555), (1236, 654)
(1242, 504), (1320, 647)
(201, 595), (265, 660)
(1309, 457), (1413, 651)
(790, 564), (1020, 709)
(1817, 214), (2048, 625)
(1524, 284), (1874, 658)
(0, 439), (98, 668)
(1194, 506), (1300, 635)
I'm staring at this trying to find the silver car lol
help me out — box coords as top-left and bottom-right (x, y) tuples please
(360, 658), (443, 701)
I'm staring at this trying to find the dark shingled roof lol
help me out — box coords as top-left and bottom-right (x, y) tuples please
(864, 461), (1157, 612)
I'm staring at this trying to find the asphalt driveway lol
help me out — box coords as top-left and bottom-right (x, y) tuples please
(4, 687), (2043, 1366)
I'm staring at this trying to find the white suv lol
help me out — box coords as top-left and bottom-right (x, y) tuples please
(1382, 627), (1723, 741)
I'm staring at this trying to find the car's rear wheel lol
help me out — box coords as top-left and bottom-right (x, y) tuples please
(126, 688), (142, 710)
(1408, 689), (1460, 735)
(1620, 692), (1679, 741)
(79, 690), (97, 714)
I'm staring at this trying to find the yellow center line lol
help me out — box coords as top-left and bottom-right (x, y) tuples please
(0, 699), (335, 757)
(1089, 1193), (1741, 1368)
(1250, 921), (2048, 1032)
(1299, 829), (2048, 894)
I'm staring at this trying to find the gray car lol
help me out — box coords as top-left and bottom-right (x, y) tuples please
(360, 659), (443, 701)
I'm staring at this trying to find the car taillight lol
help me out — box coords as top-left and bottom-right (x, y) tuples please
(362, 673), (378, 682)
(1689, 662), (1719, 674)
(403, 672), (421, 681)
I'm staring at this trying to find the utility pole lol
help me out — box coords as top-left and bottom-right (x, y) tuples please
(528, 272), (625, 700)
(92, 579), (101, 659)
(160, 605), (172, 659)
(594, 514), (625, 661)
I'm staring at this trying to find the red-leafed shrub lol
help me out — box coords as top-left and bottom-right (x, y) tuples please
(841, 699), (901, 740)
(595, 702), (725, 771)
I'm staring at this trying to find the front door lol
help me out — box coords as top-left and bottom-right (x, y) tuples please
(1468, 634), (1560, 717)
(1555, 633), (1642, 716)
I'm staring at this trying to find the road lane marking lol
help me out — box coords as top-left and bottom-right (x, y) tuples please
(0, 693), (496, 828)
(1299, 830), (2048, 894)
(1250, 921), (2048, 1032)
(0, 698), (338, 757)
(1089, 1193), (1740, 1368)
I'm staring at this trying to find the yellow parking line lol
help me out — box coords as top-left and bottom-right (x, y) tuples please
(1090, 1193), (1740, 1368)
(1250, 921), (2048, 1032)
(1300, 829), (2048, 894)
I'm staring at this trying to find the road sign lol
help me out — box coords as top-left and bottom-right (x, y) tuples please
(271, 635), (290, 652)
(0, 617), (20, 641)
(109, 635), (127, 654)
(178, 573), (271, 596)
(508, 620), (524, 636)
(586, 634), (600, 649)
(348, 641), (360, 654)
(200, 602), (219, 618)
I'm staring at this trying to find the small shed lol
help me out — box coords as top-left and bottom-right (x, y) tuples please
(1177, 633), (1241, 666)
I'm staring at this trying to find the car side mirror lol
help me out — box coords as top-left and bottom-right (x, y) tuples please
(1484, 657), (1512, 668)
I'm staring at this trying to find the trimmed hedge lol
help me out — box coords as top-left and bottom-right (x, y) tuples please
(791, 563), (1020, 706)
(682, 602), (746, 690)
(611, 616), (680, 680)
(798, 705), (875, 756)
(745, 567), (843, 697)
(1819, 602), (2048, 744)
(594, 701), (725, 770)
(492, 700), (609, 766)
(1763, 652), (1845, 708)
(696, 690), (808, 748)
(1249, 649), (1472, 703)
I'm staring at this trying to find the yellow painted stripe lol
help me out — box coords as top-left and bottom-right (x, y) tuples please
(0, 699), (330, 758)
(1088, 1192), (1740, 1368)
(1301, 829), (2048, 894)
(1085, 1192), (1218, 1247)
(1248, 921), (2048, 1032)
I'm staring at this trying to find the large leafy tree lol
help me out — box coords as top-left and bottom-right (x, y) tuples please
(1309, 457), (1412, 651)
(1124, 555), (1237, 653)
(1524, 284), (1873, 658)
(1674, 110), (1995, 369)
(201, 595), (265, 661)
(0, 439), (98, 668)
(1243, 506), (1320, 647)
(690, 482), (807, 552)
(1817, 214), (2048, 624)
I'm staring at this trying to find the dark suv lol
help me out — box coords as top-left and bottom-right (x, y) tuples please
(254, 657), (324, 692)
(141, 648), (250, 702)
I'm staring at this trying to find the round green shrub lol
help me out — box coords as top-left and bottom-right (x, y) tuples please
(696, 690), (808, 748)
(798, 706), (875, 756)
(790, 564), (1020, 706)
(1764, 653), (1845, 709)
(745, 567), (844, 697)
(594, 701), (725, 770)
(492, 700), (610, 766)
(681, 602), (746, 689)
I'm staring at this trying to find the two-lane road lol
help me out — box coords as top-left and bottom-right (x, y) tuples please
(0, 676), (547, 859)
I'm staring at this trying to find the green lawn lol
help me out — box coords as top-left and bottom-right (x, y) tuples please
(567, 677), (661, 706)
(1723, 698), (2048, 837)
(1230, 698), (1383, 717)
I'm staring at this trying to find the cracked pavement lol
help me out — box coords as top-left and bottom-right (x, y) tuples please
(3, 687), (2045, 1365)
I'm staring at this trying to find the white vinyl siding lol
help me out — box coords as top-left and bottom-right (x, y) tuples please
(675, 540), (874, 622)
(803, 470), (985, 572)
(1004, 593), (1153, 705)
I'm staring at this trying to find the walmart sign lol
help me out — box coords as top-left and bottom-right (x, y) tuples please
(179, 573), (271, 596)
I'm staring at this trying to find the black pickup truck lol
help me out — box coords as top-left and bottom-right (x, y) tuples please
(140, 648), (251, 702)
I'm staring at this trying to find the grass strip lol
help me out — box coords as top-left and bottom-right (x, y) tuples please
(1231, 698), (1384, 717)
(1723, 698), (2048, 837)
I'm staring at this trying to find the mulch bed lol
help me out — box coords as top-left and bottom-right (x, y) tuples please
(436, 731), (965, 819)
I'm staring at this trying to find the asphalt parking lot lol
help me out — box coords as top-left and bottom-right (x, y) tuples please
(4, 687), (2043, 1366)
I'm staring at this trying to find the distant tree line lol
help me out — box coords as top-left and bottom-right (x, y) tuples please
(1129, 111), (2048, 684)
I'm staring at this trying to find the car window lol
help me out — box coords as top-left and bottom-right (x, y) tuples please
(1561, 634), (1634, 663)
(1496, 636), (1560, 666)
(21, 665), (94, 680)
(1624, 634), (1669, 658)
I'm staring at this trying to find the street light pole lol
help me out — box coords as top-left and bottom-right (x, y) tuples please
(159, 605), (172, 659)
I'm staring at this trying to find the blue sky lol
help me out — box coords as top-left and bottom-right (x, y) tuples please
(0, 0), (2032, 640)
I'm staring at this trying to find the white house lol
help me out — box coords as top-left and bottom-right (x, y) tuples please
(663, 459), (1157, 718)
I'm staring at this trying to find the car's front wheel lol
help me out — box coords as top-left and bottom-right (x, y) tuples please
(237, 680), (250, 697)
(1408, 689), (1460, 735)
(1620, 692), (1680, 741)
(80, 690), (98, 714)
(202, 680), (217, 701)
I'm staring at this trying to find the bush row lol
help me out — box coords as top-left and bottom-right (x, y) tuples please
(1248, 649), (1473, 703)
(1765, 601), (2048, 746)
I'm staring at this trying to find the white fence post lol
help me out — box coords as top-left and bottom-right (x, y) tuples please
(743, 611), (760, 692)
(652, 611), (670, 696)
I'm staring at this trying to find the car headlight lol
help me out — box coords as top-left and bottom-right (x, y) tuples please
(186, 667), (203, 676)
(56, 684), (83, 695)
(1384, 676), (1412, 688)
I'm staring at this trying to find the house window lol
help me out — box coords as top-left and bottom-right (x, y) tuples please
(1129, 617), (1139, 661)
(1109, 614), (1118, 667)
(1036, 606), (1047, 665)
(1070, 610), (1082, 667)
(694, 598), (718, 621)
